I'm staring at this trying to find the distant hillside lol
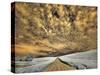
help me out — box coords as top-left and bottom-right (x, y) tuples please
(12, 2), (97, 57)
